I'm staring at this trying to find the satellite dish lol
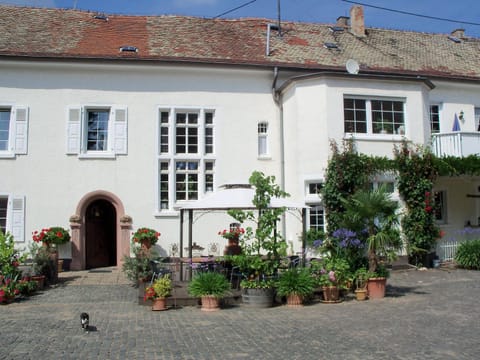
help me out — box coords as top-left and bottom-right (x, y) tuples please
(346, 59), (360, 74)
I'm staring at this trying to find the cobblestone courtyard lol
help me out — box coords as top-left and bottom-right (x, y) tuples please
(1, 268), (479, 359)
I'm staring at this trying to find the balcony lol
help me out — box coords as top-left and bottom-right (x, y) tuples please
(431, 132), (480, 157)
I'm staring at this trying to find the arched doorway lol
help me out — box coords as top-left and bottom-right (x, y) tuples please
(85, 199), (117, 269)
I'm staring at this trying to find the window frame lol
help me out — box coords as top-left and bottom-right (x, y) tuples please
(66, 105), (127, 159)
(156, 107), (216, 214)
(429, 104), (441, 134)
(257, 121), (269, 158)
(0, 194), (25, 242)
(0, 105), (29, 158)
(344, 96), (406, 137)
(434, 190), (447, 224)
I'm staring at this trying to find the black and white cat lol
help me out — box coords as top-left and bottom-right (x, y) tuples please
(80, 312), (89, 332)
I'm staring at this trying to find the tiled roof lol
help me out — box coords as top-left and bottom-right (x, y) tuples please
(1, 5), (479, 80)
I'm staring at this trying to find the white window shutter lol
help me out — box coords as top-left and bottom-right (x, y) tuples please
(113, 106), (128, 154)
(13, 106), (29, 154)
(66, 107), (82, 154)
(8, 196), (25, 243)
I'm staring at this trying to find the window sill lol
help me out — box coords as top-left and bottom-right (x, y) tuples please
(0, 152), (16, 159)
(345, 133), (405, 141)
(78, 152), (116, 159)
(154, 210), (180, 218)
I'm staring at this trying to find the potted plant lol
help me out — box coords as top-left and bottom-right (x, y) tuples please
(311, 257), (350, 303)
(276, 267), (316, 307)
(122, 245), (158, 286)
(227, 171), (289, 307)
(32, 227), (71, 274)
(188, 271), (231, 311)
(354, 267), (369, 301)
(341, 186), (401, 299)
(132, 227), (161, 250)
(29, 242), (56, 287)
(144, 275), (172, 311)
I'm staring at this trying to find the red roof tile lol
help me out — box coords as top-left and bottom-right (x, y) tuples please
(1, 5), (479, 80)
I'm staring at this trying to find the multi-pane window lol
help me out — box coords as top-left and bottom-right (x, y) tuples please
(369, 181), (395, 193)
(159, 161), (169, 209)
(309, 205), (325, 231)
(258, 122), (269, 156)
(66, 106), (127, 156)
(205, 161), (214, 192)
(0, 109), (11, 151)
(0, 197), (7, 234)
(158, 108), (215, 210)
(0, 106), (28, 156)
(176, 112), (198, 154)
(205, 112), (214, 154)
(175, 161), (199, 201)
(344, 97), (405, 135)
(430, 105), (440, 134)
(86, 109), (109, 151)
(308, 182), (323, 195)
(159, 111), (169, 153)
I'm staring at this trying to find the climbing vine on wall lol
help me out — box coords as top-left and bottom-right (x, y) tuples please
(394, 141), (441, 258)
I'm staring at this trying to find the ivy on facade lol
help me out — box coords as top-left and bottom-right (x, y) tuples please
(321, 139), (480, 258)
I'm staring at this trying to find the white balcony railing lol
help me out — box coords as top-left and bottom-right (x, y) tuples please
(431, 132), (480, 157)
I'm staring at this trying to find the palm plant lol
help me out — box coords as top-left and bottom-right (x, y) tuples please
(342, 186), (402, 274)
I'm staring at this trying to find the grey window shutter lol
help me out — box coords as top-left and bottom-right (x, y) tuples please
(66, 107), (82, 154)
(9, 196), (25, 243)
(14, 106), (29, 154)
(113, 107), (128, 154)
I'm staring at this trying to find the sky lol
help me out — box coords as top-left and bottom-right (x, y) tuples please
(1, 0), (479, 37)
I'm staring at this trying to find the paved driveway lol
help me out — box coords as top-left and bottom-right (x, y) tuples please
(1, 268), (479, 359)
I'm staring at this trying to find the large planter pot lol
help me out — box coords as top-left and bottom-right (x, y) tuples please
(32, 275), (46, 290)
(354, 288), (368, 301)
(286, 294), (303, 307)
(367, 277), (387, 299)
(242, 288), (275, 308)
(152, 297), (168, 311)
(201, 295), (220, 312)
(321, 286), (340, 303)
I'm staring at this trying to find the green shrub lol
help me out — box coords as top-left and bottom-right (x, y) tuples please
(188, 271), (231, 298)
(455, 240), (480, 269)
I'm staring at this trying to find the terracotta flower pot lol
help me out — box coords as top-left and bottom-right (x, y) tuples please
(152, 297), (167, 311)
(354, 288), (368, 301)
(201, 295), (220, 312)
(322, 286), (340, 302)
(367, 277), (387, 299)
(286, 293), (303, 307)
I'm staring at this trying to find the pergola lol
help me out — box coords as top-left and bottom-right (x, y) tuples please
(178, 184), (308, 279)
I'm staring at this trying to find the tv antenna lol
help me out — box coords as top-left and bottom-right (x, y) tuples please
(346, 59), (360, 74)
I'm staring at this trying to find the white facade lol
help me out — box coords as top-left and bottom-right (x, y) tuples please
(2, 57), (480, 267)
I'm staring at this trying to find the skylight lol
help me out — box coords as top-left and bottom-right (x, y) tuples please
(119, 46), (138, 53)
(324, 42), (339, 49)
(448, 35), (461, 43)
(93, 14), (108, 21)
(329, 26), (345, 33)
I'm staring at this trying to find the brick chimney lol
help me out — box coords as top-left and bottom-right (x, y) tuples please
(451, 28), (465, 38)
(336, 16), (349, 27)
(350, 5), (365, 37)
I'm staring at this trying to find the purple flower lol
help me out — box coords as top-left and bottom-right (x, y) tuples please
(320, 269), (327, 275)
(328, 271), (336, 282)
(313, 239), (323, 247)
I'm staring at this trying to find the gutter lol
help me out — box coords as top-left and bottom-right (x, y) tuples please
(272, 66), (287, 237)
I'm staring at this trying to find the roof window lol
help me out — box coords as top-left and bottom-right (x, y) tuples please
(324, 42), (339, 49)
(448, 35), (461, 43)
(329, 26), (345, 33)
(93, 14), (109, 21)
(119, 46), (138, 53)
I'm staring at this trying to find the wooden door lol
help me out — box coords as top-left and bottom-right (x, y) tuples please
(85, 199), (116, 269)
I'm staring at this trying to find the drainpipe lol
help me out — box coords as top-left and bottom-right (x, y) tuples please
(272, 67), (287, 238)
